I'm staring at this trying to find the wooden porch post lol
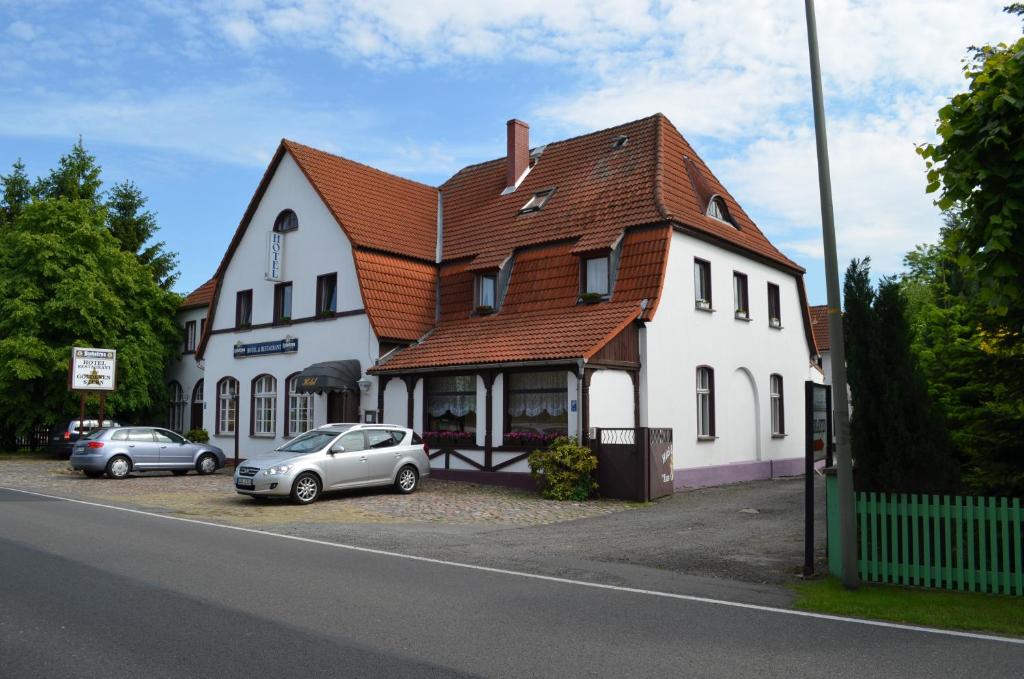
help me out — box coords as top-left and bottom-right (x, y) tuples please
(401, 375), (417, 429)
(481, 370), (496, 471)
(581, 368), (596, 445)
(629, 369), (640, 431)
(377, 375), (392, 424)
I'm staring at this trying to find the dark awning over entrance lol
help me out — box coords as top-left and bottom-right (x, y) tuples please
(295, 360), (361, 394)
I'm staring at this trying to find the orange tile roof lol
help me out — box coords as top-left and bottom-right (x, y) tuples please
(809, 305), (831, 351)
(180, 277), (216, 310)
(372, 228), (669, 372)
(199, 114), (809, 365)
(284, 140), (437, 262)
(352, 249), (436, 341)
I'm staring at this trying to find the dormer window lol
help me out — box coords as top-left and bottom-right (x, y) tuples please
(582, 255), (610, 299)
(705, 196), (737, 228)
(273, 209), (298, 232)
(476, 274), (496, 313)
(519, 188), (554, 214)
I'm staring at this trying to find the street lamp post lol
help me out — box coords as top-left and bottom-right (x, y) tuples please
(803, 0), (859, 589)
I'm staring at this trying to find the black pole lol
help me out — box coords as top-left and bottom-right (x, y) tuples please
(804, 381), (815, 576)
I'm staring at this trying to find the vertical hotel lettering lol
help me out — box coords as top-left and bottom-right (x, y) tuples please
(265, 231), (284, 282)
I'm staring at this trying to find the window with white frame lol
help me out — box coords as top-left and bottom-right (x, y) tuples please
(167, 382), (185, 433)
(696, 366), (715, 438)
(519, 188), (555, 214)
(770, 374), (785, 435)
(184, 321), (196, 353)
(287, 374), (314, 437)
(477, 275), (496, 310)
(694, 259), (712, 309)
(217, 378), (238, 435)
(252, 375), (277, 436)
(426, 375), (477, 435)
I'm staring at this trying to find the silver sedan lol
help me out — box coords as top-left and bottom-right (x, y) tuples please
(233, 424), (430, 504)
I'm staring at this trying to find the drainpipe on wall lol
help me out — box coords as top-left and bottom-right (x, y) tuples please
(576, 358), (586, 443)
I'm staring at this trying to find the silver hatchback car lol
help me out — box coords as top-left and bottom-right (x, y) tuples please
(69, 427), (226, 479)
(234, 424), (430, 504)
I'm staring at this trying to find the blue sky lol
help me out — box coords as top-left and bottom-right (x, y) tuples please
(1, 1), (1020, 304)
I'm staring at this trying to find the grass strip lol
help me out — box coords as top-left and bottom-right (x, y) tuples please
(792, 577), (1023, 637)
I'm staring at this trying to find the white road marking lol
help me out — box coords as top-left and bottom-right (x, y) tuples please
(3, 485), (1021, 646)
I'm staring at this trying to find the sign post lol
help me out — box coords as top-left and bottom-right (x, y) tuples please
(68, 347), (117, 431)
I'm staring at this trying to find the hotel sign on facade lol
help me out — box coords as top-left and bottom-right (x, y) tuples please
(266, 231), (284, 281)
(70, 347), (117, 391)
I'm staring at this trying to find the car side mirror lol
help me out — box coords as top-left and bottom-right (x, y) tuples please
(330, 444), (346, 454)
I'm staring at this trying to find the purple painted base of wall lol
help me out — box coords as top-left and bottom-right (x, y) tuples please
(429, 468), (538, 490)
(675, 457), (805, 490)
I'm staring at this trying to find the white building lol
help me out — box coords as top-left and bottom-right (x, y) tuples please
(165, 279), (214, 433)
(194, 114), (820, 486)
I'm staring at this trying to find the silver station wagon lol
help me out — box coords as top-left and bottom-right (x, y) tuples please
(69, 427), (226, 479)
(234, 424), (430, 504)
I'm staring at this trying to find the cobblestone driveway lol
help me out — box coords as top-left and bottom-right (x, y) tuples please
(0, 459), (633, 528)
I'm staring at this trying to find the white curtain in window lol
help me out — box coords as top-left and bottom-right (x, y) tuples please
(586, 257), (609, 295)
(426, 375), (477, 417)
(506, 372), (567, 417)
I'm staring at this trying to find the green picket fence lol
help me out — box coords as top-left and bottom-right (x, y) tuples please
(826, 474), (1024, 596)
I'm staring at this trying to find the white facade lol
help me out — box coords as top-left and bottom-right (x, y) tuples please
(640, 231), (813, 487)
(202, 152), (380, 460)
(166, 305), (207, 433)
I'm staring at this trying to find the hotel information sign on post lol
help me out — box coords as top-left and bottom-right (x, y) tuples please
(70, 347), (117, 391)
(265, 231), (284, 281)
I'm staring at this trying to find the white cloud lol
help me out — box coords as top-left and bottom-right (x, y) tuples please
(7, 20), (36, 40)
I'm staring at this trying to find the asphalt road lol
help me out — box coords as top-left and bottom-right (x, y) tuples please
(1, 488), (1021, 678)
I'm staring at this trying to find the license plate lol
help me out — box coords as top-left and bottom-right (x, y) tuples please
(236, 478), (254, 488)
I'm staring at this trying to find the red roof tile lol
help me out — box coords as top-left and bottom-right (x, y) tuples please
(352, 249), (436, 341)
(284, 140), (437, 262)
(809, 304), (831, 351)
(180, 278), (216, 310)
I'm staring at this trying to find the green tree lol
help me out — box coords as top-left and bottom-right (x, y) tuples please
(34, 138), (103, 202)
(0, 150), (182, 436)
(843, 258), (958, 494)
(918, 5), (1024, 338)
(106, 181), (178, 289)
(902, 217), (1024, 496)
(0, 159), (32, 226)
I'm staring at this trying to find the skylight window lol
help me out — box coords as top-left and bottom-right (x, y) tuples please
(612, 135), (628, 149)
(519, 188), (555, 214)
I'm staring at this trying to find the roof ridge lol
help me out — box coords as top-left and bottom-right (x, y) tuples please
(282, 139), (439, 192)
(441, 113), (664, 188)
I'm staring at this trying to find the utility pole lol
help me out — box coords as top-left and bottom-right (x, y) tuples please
(803, 0), (859, 589)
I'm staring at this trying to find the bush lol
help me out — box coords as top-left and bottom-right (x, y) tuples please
(185, 428), (209, 443)
(527, 436), (598, 501)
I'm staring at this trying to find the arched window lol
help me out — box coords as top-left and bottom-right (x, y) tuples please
(217, 377), (239, 435)
(191, 379), (205, 431)
(251, 374), (277, 436)
(286, 373), (314, 437)
(706, 196), (736, 228)
(696, 366), (715, 438)
(273, 209), (298, 232)
(770, 374), (785, 436)
(167, 382), (185, 433)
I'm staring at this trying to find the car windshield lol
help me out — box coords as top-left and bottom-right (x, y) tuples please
(276, 430), (343, 454)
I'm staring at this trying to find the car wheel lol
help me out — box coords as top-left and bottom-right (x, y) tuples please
(290, 472), (321, 505)
(395, 465), (419, 494)
(172, 470), (188, 476)
(83, 470), (104, 479)
(105, 455), (131, 480)
(195, 454), (217, 475)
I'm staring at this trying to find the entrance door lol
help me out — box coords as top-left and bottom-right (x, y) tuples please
(327, 390), (360, 424)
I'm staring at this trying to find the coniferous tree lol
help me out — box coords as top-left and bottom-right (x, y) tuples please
(844, 258), (958, 493)
(34, 138), (103, 202)
(0, 159), (32, 226)
(106, 181), (178, 289)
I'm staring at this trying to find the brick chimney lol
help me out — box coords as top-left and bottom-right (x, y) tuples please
(506, 119), (529, 189)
